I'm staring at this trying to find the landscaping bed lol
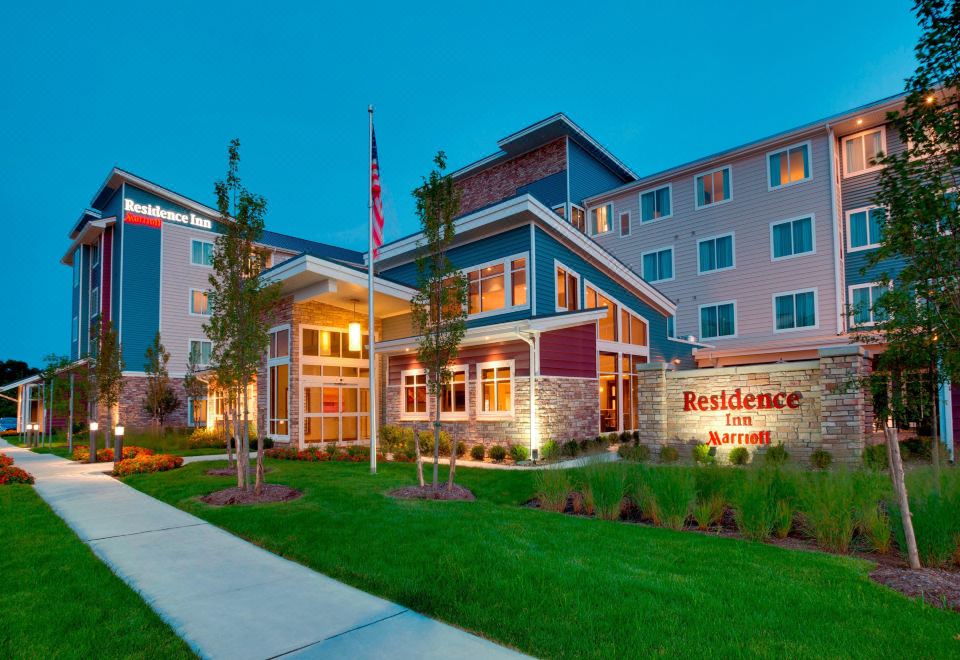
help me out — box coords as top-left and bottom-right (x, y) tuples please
(388, 483), (475, 501)
(200, 483), (302, 505)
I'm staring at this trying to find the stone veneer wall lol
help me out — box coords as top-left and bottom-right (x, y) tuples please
(456, 138), (566, 215)
(536, 377), (599, 444)
(115, 375), (192, 430)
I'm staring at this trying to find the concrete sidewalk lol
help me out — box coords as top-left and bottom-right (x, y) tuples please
(1, 439), (526, 660)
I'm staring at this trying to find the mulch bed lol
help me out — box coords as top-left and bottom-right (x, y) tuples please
(388, 484), (475, 501)
(204, 467), (273, 477)
(870, 565), (960, 611)
(200, 484), (302, 506)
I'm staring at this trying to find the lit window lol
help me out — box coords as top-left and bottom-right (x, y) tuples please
(191, 240), (214, 266)
(585, 285), (618, 341)
(642, 247), (673, 282)
(189, 340), (212, 366)
(619, 211), (631, 236)
(188, 398), (208, 427)
(847, 206), (885, 251)
(466, 255), (527, 316)
(570, 206), (586, 234)
(555, 264), (580, 311)
(843, 128), (885, 176)
(695, 166), (731, 208)
(620, 308), (648, 347)
(698, 234), (735, 273)
(774, 290), (817, 331)
(190, 290), (210, 316)
(771, 216), (814, 260)
(511, 258), (527, 307)
(440, 368), (468, 418)
(403, 371), (427, 418)
(849, 284), (888, 326)
(768, 143), (810, 188)
(590, 203), (613, 235)
(640, 185), (671, 222)
(700, 302), (736, 339)
(478, 361), (513, 416)
(553, 204), (566, 219)
(268, 326), (290, 436)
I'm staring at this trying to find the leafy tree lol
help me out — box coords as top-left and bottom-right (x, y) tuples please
(142, 332), (180, 428)
(410, 152), (468, 489)
(0, 359), (39, 417)
(89, 321), (124, 468)
(205, 139), (280, 493)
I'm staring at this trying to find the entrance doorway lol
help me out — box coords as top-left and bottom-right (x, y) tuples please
(302, 379), (370, 443)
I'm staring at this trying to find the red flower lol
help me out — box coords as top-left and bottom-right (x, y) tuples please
(0, 466), (34, 485)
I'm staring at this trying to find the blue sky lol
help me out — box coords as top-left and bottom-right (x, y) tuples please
(0, 1), (920, 367)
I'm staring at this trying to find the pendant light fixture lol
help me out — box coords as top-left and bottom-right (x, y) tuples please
(348, 299), (362, 353)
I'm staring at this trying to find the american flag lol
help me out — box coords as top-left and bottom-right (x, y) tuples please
(370, 127), (384, 258)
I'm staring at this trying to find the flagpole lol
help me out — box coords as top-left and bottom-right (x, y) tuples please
(368, 105), (377, 475)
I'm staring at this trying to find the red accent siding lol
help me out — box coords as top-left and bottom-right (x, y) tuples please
(387, 340), (530, 385)
(101, 227), (113, 324)
(540, 324), (597, 378)
(953, 383), (960, 452)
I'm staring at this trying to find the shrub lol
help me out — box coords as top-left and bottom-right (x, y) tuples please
(113, 454), (183, 477)
(0, 466), (34, 485)
(606, 433), (620, 445)
(728, 447), (750, 466)
(562, 440), (580, 458)
(862, 444), (888, 471)
(858, 504), (893, 554)
(454, 441), (467, 458)
(73, 446), (153, 463)
(618, 431), (631, 445)
(418, 430), (452, 456)
(469, 444), (485, 461)
(0, 453), (13, 468)
(692, 493), (726, 530)
(489, 445), (507, 462)
(631, 430), (640, 443)
(579, 438), (590, 452)
(265, 447), (333, 462)
(692, 443), (714, 465)
(540, 439), (560, 461)
(798, 471), (858, 553)
(810, 449), (833, 470)
(618, 444), (650, 462)
(635, 466), (694, 530)
(893, 470), (960, 567)
(510, 444), (529, 462)
(534, 469), (571, 512)
(901, 436), (931, 460)
(581, 463), (629, 521)
(773, 500), (794, 539)
(660, 446), (679, 463)
(379, 425), (405, 454)
(188, 428), (226, 449)
(765, 443), (790, 466)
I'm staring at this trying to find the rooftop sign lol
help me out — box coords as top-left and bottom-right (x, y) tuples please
(123, 199), (212, 230)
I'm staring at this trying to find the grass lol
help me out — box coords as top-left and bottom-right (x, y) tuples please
(124, 459), (960, 658)
(6, 431), (227, 458)
(0, 485), (194, 659)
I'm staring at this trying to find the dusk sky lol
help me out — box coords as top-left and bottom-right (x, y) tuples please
(0, 1), (920, 367)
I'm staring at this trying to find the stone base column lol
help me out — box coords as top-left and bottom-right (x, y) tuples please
(635, 363), (669, 452)
(818, 346), (871, 464)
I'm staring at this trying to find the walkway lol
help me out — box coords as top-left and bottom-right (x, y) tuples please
(1, 439), (526, 660)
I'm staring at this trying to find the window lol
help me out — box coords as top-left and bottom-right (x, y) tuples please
(552, 204), (566, 219)
(774, 289), (817, 331)
(667, 315), (676, 339)
(477, 361), (513, 417)
(191, 240), (214, 266)
(72, 315), (78, 344)
(695, 166), (731, 209)
(466, 254), (528, 316)
(640, 185), (672, 222)
(700, 302), (736, 339)
(585, 285), (617, 341)
(188, 398), (208, 427)
(843, 127), (885, 176)
(189, 340), (212, 367)
(90, 286), (100, 318)
(590, 203), (613, 235)
(849, 283), (888, 326)
(91, 242), (100, 268)
(73, 248), (81, 286)
(585, 283), (649, 348)
(190, 289), (210, 316)
(771, 216), (815, 260)
(768, 142), (811, 188)
(641, 247), (674, 282)
(270, 327), (289, 359)
(619, 211), (631, 237)
(555, 263), (580, 312)
(440, 367), (468, 419)
(268, 326), (290, 436)
(698, 234), (735, 273)
(570, 205), (586, 234)
(847, 206), (885, 251)
(402, 370), (428, 419)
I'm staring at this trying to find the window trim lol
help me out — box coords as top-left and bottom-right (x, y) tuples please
(583, 279), (651, 356)
(698, 300), (738, 340)
(769, 213), (817, 262)
(569, 204), (586, 234)
(188, 288), (211, 316)
(90, 286), (100, 319)
(190, 239), (215, 267)
(439, 365), (469, 421)
(841, 126), (887, 178)
(188, 338), (212, 368)
(696, 232), (736, 275)
(766, 140), (813, 191)
(267, 324), (291, 440)
(463, 251), (530, 320)
(772, 287), (819, 333)
(91, 241), (100, 268)
(619, 210), (631, 237)
(476, 359), (515, 420)
(553, 259), (582, 313)
(399, 367), (430, 421)
(587, 202), (614, 236)
(638, 183), (673, 223)
(848, 282), (890, 328)
(693, 165), (733, 210)
(845, 205), (885, 253)
(640, 245), (675, 283)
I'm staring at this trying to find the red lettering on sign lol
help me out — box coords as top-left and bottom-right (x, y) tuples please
(683, 391), (697, 411)
(124, 212), (161, 229)
(773, 393), (786, 409)
(786, 392), (801, 409)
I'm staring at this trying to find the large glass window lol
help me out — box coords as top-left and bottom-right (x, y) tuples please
(188, 398), (207, 427)
(599, 352), (618, 433)
(640, 185), (671, 222)
(466, 255), (527, 315)
(642, 247), (673, 282)
(585, 284), (648, 347)
(843, 128), (885, 176)
(847, 207), (885, 251)
(695, 166), (731, 208)
(768, 143), (810, 188)
(301, 328), (367, 360)
(700, 302), (736, 339)
(850, 284), (888, 326)
(771, 216), (814, 259)
(511, 258), (527, 307)
(698, 234), (735, 273)
(590, 203), (613, 235)
(586, 286), (618, 341)
(191, 239), (214, 266)
(774, 290), (817, 331)
(190, 290), (210, 316)
(555, 264), (580, 311)
(268, 326), (290, 437)
(478, 362), (513, 416)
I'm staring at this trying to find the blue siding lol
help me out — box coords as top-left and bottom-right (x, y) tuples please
(846, 250), (908, 288)
(568, 140), (628, 205)
(517, 170), (567, 209)
(119, 186), (164, 370)
(534, 227), (689, 364)
(101, 188), (124, 339)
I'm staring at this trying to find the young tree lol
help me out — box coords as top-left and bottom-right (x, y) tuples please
(205, 139), (280, 494)
(410, 152), (468, 490)
(142, 332), (180, 429)
(90, 321), (124, 469)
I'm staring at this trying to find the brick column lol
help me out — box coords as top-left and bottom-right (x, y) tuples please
(635, 363), (670, 450)
(818, 346), (871, 464)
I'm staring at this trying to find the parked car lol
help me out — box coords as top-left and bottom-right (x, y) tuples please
(0, 417), (17, 432)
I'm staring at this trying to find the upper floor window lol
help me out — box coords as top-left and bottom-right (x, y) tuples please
(555, 262), (580, 312)
(619, 211), (631, 237)
(843, 127), (885, 177)
(590, 203), (613, 235)
(640, 185), (672, 222)
(552, 204), (566, 219)
(771, 215), (815, 260)
(698, 233), (735, 274)
(584, 283), (648, 348)
(191, 240), (215, 266)
(700, 301), (736, 339)
(91, 243), (100, 268)
(768, 142), (810, 188)
(641, 247), (674, 283)
(667, 315), (676, 339)
(847, 206), (885, 251)
(774, 289), (817, 331)
(466, 254), (527, 316)
(849, 283), (888, 327)
(190, 289), (210, 316)
(189, 339), (212, 367)
(90, 286), (100, 318)
(73, 249), (81, 287)
(695, 166), (731, 209)
(72, 315), (78, 344)
(570, 205), (586, 234)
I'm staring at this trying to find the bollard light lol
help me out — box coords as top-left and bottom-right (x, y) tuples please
(115, 425), (125, 438)
(89, 421), (99, 432)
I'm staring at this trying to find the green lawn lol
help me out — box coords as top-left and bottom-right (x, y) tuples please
(5, 432), (226, 458)
(0, 485), (194, 659)
(124, 460), (960, 659)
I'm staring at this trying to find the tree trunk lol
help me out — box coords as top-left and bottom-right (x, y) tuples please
(242, 384), (251, 492)
(929, 366), (941, 492)
(885, 423), (921, 569)
(105, 426), (114, 468)
(414, 430), (425, 488)
(68, 374), (75, 454)
(448, 427), (457, 488)
(88, 404), (96, 464)
(432, 398), (441, 489)
(224, 394), (235, 469)
(254, 384), (265, 496)
(234, 399), (244, 490)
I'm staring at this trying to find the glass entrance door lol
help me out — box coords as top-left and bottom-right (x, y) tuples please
(303, 380), (370, 444)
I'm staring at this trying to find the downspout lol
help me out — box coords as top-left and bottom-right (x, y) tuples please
(827, 123), (845, 335)
(516, 327), (539, 459)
